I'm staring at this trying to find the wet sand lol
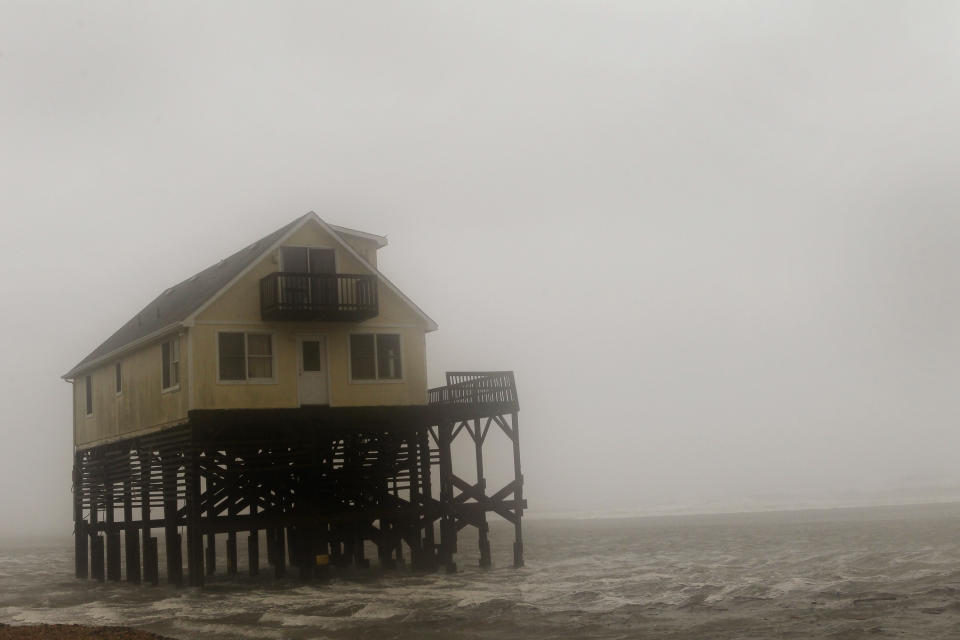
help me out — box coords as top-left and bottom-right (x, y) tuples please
(0, 624), (174, 639)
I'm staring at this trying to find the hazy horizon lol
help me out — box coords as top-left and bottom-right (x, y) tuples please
(3, 1), (960, 539)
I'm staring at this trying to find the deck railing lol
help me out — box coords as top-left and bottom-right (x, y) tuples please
(260, 272), (378, 322)
(428, 371), (518, 411)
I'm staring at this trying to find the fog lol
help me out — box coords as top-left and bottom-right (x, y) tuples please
(2, 1), (959, 538)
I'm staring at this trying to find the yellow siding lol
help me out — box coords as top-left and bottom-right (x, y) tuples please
(191, 324), (426, 409)
(73, 333), (189, 449)
(196, 222), (375, 324)
(71, 218), (429, 449)
(192, 219), (428, 409)
(336, 234), (379, 269)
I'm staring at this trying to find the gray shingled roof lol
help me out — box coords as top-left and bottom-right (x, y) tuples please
(64, 214), (308, 378)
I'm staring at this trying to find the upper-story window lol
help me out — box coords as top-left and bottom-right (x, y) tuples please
(218, 332), (275, 382)
(115, 362), (122, 395)
(162, 337), (180, 391)
(281, 247), (335, 273)
(350, 333), (402, 381)
(85, 375), (93, 416)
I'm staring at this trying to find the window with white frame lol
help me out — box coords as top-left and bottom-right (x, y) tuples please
(85, 375), (93, 415)
(350, 333), (402, 381)
(218, 332), (274, 381)
(162, 337), (180, 390)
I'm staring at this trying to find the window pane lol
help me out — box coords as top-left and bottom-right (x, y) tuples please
(162, 342), (170, 388)
(115, 363), (122, 393)
(248, 356), (272, 379)
(248, 334), (272, 356)
(350, 334), (375, 380)
(302, 340), (322, 372)
(85, 376), (92, 414)
(219, 333), (246, 380)
(281, 247), (308, 272)
(246, 334), (272, 379)
(308, 249), (335, 274)
(377, 334), (402, 379)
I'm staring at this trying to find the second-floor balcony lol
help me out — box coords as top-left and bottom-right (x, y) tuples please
(260, 272), (378, 322)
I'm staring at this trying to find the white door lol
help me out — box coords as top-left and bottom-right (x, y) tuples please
(297, 336), (329, 405)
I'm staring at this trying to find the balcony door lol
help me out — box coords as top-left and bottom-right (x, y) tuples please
(297, 335), (329, 405)
(280, 247), (336, 308)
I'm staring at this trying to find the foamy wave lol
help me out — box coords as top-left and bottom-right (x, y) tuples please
(259, 610), (346, 629)
(149, 597), (186, 611)
(174, 618), (285, 638)
(82, 605), (125, 624)
(351, 602), (405, 619)
(0, 606), (24, 622)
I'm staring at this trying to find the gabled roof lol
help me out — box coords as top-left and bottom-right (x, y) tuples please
(63, 212), (436, 379)
(328, 224), (388, 248)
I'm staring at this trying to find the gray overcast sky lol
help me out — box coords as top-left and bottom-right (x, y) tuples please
(2, 1), (960, 536)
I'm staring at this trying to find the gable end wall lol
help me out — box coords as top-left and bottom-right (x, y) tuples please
(191, 220), (428, 409)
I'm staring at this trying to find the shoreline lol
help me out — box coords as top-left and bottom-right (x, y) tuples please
(0, 624), (174, 639)
(525, 497), (960, 522)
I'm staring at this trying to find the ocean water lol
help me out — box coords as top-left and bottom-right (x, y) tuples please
(3, 503), (960, 639)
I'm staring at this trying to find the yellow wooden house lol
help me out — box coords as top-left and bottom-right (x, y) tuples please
(64, 212), (437, 449)
(65, 212), (523, 587)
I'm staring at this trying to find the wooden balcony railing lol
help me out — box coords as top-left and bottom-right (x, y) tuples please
(260, 272), (378, 322)
(428, 371), (519, 412)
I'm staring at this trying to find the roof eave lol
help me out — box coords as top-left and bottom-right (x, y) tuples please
(328, 223), (388, 248)
(62, 321), (184, 380)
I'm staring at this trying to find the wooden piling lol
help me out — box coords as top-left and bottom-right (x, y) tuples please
(286, 526), (297, 568)
(248, 532), (259, 577)
(296, 527), (313, 580)
(205, 456), (216, 577)
(392, 476), (404, 564)
(266, 528), (276, 566)
(407, 434), (423, 569)
(272, 528), (286, 578)
(124, 478), (141, 584)
(146, 537), (159, 586)
(473, 418), (492, 568)
(75, 520), (88, 579)
(378, 519), (395, 569)
(105, 483), (121, 581)
(226, 457), (238, 575)
(91, 535), (105, 582)
(354, 524), (369, 569)
(161, 453), (182, 586)
(248, 477), (259, 577)
(418, 429), (436, 570)
(186, 444), (204, 587)
(437, 422), (457, 573)
(73, 457), (88, 579)
(140, 453), (153, 585)
(89, 484), (100, 581)
(510, 412), (525, 568)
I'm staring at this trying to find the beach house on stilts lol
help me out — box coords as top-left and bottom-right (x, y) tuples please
(63, 212), (524, 586)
